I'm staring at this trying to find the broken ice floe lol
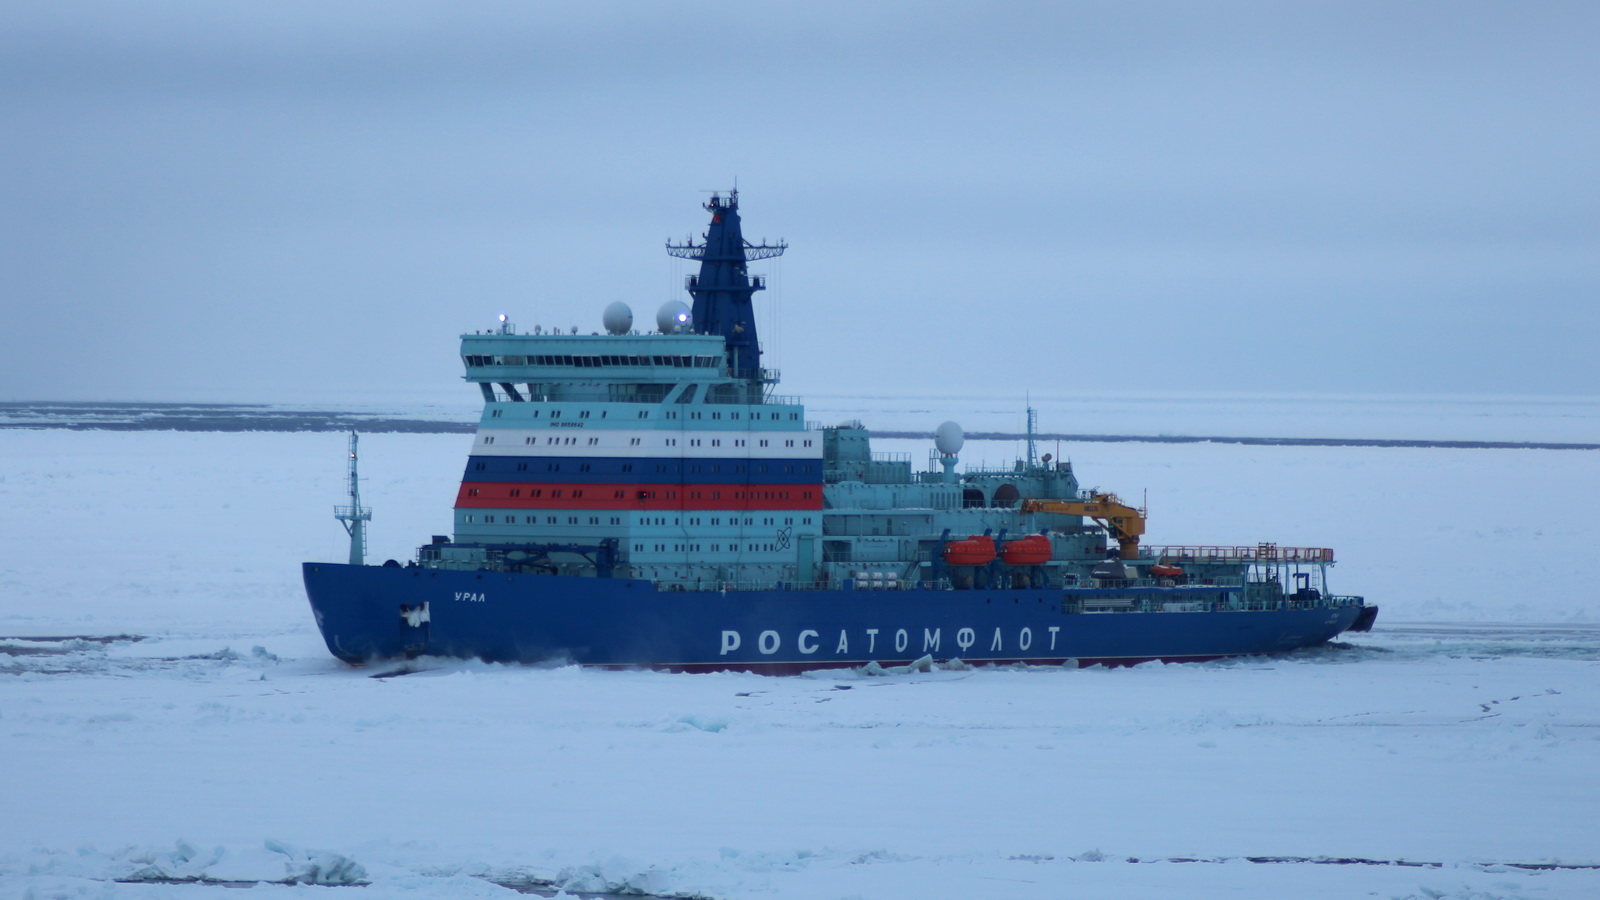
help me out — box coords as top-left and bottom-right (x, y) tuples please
(109, 839), (368, 886)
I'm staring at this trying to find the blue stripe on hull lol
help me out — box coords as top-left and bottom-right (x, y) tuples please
(463, 455), (822, 485)
(303, 563), (1368, 670)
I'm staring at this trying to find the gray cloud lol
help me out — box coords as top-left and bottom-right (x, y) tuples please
(2, 1), (1595, 404)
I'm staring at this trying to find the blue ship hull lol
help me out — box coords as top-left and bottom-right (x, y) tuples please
(304, 562), (1369, 672)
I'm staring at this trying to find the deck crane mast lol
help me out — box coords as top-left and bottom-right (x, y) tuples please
(1021, 493), (1147, 560)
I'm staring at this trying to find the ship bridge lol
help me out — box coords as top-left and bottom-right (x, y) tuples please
(461, 331), (789, 406)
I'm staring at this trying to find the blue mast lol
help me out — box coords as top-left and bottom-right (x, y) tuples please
(666, 190), (786, 381)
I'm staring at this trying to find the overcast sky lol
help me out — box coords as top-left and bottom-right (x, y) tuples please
(2, 1), (1595, 408)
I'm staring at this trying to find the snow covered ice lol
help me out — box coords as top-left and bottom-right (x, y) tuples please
(2, 423), (1597, 899)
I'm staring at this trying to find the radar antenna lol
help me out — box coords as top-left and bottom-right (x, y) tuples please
(665, 190), (788, 261)
(665, 240), (788, 261)
(334, 431), (372, 565)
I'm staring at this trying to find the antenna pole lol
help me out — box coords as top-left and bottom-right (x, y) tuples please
(334, 431), (373, 565)
(1026, 405), (1039, 468)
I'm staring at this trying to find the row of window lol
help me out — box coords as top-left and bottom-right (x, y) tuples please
(489, 407), (593, 419)
(465, 515), (627, 525)
(490, 435), (812, 451)
(686, 516), (798, 527)
(487, 405), (803, 421)
(466, 354), (723, 368)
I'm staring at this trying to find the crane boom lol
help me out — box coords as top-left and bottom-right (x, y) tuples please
(1021, 493), (1147, 560)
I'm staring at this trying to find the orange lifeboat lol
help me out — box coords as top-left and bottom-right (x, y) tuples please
(942, 534), (996, 566)
(1000, 534), (1052, 566)
(1150, 563), (1184, 577)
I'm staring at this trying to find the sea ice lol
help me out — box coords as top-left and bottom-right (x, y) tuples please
(2, 427), (1597, 899)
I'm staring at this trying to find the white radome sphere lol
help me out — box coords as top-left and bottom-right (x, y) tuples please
(656, 300), (692, 333)
(934, 421), (965, 456)
(602, 301), (633, 335)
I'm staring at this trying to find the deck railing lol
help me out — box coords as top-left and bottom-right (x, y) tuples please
(1147, 545), (1336, 563)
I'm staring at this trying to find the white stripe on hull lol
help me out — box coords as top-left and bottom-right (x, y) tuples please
(470, 428), (824, 460)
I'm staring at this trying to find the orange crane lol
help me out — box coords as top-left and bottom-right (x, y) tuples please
(1021, 493), (1147, 560)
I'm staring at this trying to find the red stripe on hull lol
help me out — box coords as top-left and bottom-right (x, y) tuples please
(454, 481), (823, 511)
